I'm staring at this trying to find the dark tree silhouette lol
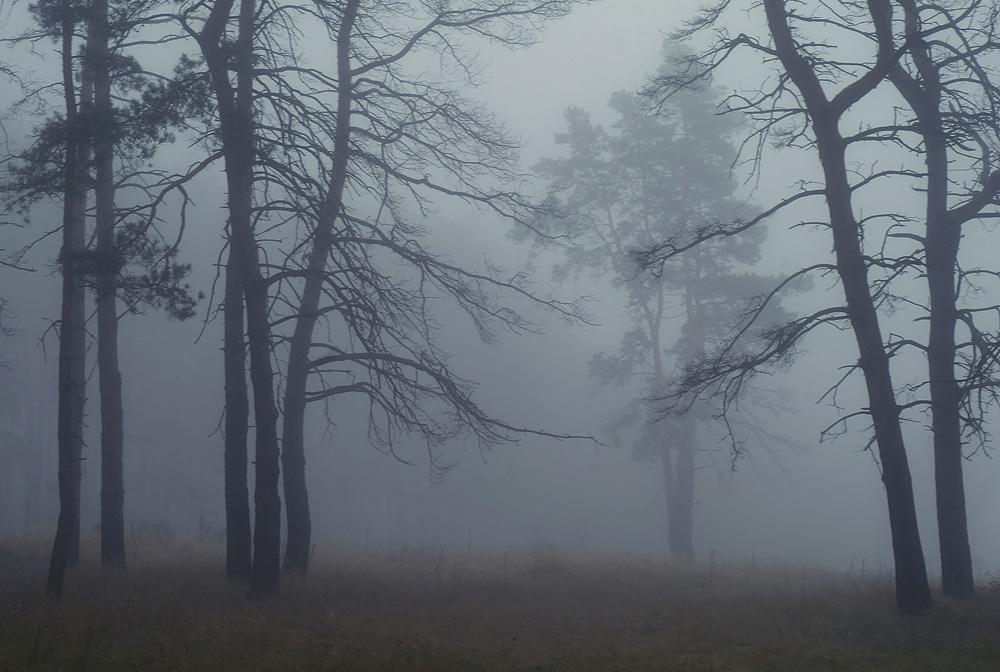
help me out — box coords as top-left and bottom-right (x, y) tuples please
(636, 0), (951, 613)
(47, 0), (89, 598)
(184, 0), (283, 595)
(177, 0), (592, 585)
(643, 0), (1000, 609)
(4, 0), (201, 593)
(881, 0), (1000, 599)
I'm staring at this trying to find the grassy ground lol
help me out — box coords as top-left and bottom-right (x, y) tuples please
(2, 532), (1000, 671)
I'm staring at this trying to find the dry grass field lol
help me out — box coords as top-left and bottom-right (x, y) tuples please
(2, 530), (1000, 671)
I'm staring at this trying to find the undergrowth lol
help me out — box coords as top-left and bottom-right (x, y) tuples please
(2, 531), (999, 671)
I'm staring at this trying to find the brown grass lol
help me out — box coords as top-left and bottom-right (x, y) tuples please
(2, 530), (1000, 671)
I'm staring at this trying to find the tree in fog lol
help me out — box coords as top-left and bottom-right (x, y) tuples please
(273, 0), (590, 576)
(880, 0), (1000, 599)
(179, 0), (590, 591)
(37, 0), (88, 598)
(528, 72), (786, 558)
(639, 0), (1000, 612)
(641, 0), (931, 614)
(4, 0), (199, 595)
(183, 0), (280, 593)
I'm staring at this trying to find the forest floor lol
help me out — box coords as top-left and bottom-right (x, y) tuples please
(2, 530), (1000, 671)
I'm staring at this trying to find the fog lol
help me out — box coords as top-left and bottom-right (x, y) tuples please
(3, 0), (1000, 590)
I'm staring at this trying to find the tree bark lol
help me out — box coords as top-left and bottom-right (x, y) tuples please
(91, 0), (127, 572)
(47, 1), (87, 598)
(764, 0), (931, 613)
(281, 0), (359, 574)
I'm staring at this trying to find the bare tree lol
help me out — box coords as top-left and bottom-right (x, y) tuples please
(175, 0), (592, 584)
(637, 0), (950, 613)
(881, 0), (1000, 599)
(644, 0), (1000, 608)
(258, 0), (593, 575)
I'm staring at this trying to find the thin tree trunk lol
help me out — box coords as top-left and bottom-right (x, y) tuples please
(764, 0), (931, 613)
(196, 0), (283, 595)
(281, 0), (359, 574)
(824, 128), (930, 614)
(47, 2), (87, 598)
(67, 138), (87, 570)
(90, 0), (126, 572)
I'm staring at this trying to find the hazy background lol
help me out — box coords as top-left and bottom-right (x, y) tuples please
(2, 0), (1000, 582)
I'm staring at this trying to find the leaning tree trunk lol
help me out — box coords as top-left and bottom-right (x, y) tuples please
(281, 0), (359, 574)
(90, 0), (126, 572)
(764, 0), (931, 613)
(822, 126), (930, 613)
(47, 1), (87, 598)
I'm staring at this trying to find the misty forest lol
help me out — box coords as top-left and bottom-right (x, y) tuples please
(3, 0), (1000, 669)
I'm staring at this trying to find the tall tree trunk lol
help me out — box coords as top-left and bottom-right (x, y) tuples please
(888, 1), (974, 599)
(47, 2), (87, 598)
(823, 129), (930, 614)
(229, 0), (283, 597)
(223, 247), (251, 581)
(91, 0), (126, 572)
(764, 0), (931, 613)
(921, 97), (973, 601)
(926, 192), (973, 600)
(195, 0), (278, 589)
(282, 0), (359, 574)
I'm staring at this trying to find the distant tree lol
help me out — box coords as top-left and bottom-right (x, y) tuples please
(529, 70), (789, 558)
